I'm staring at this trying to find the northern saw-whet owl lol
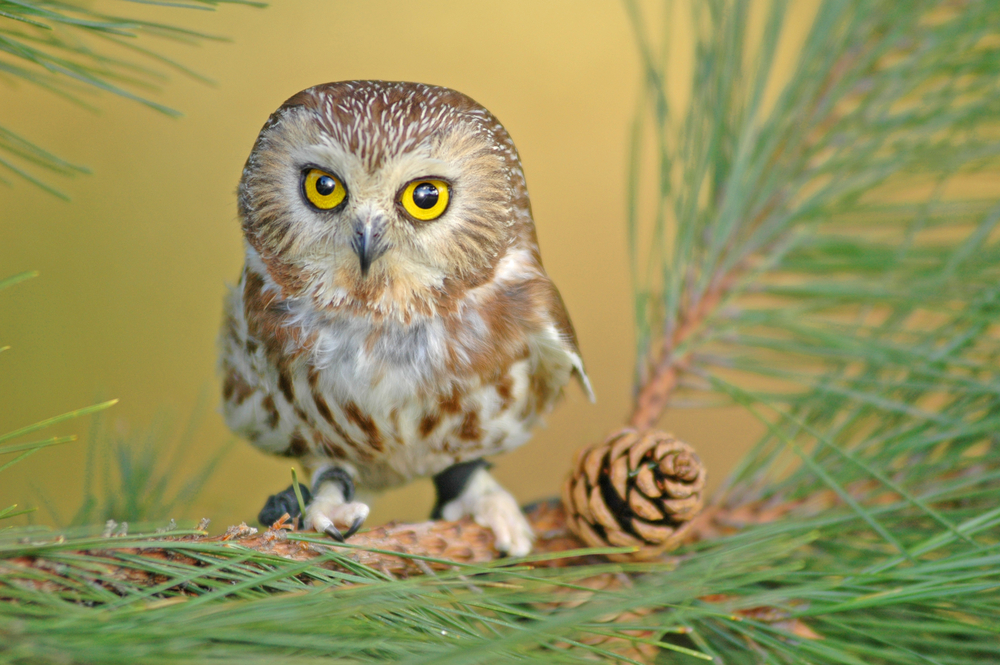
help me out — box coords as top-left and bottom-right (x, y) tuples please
(220, 81), (593, 556)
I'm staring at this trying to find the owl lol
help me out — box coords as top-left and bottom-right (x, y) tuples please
(220, 80), (593, 556)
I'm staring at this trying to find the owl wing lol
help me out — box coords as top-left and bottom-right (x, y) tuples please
(530, 277), (595, 403)
(220, 264), (310, 458)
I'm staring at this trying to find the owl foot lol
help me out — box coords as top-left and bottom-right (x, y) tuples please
(434, 461), (534, 557)
(258, 482), (312, 527)
(304, 466), (370, 542)
(323, 517), (365, 542)
(310, 500), (369, 541)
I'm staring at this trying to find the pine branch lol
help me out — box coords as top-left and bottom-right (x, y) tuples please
(0, 0), (261, 196)
(629, 273), (738, 429)
(1, 499), (827, 583)
(2, 502), (823, 664)
(3, 504), (577, 582)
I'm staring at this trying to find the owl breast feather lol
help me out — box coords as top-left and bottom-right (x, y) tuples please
(221, 257), (578, 489)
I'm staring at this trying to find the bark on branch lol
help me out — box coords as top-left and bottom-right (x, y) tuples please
(4, 494), (831, 588)
(629, 274), (735, 430)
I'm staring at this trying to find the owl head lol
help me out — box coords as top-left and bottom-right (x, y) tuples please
(238, 81), (538, 319)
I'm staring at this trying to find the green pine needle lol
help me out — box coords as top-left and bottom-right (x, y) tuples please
(291, 467), (308, 520)
(0, 0), (261, 197)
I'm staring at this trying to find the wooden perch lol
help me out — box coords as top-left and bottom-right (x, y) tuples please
(4, 494), (831, 587)
(3, 502), (601, 589)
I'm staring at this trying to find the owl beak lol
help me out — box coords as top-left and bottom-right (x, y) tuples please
(351, 214), (388, 278)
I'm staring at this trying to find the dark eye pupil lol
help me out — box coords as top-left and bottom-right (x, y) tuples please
(316, 175), (336, 196)
(412, 182), (439, 209)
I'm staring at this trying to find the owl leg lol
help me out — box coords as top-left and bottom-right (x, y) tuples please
(432, 460), (534, 557)
(304, 465), (370, 542)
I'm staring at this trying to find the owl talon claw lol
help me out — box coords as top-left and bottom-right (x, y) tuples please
(320, 516), (366, 542)
(342, 515), (365, 539)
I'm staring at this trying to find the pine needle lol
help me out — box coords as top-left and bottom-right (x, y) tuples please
(0, 0), (259, 196)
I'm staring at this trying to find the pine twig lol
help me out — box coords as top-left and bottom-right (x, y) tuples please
(3, 494), (827, 589)
(4, 503), (591, 587)
(629, 273), (737, 430)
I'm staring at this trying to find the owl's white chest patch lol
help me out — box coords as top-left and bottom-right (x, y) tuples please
(307, 310), (449, 409)
(298, 308), (539, 489)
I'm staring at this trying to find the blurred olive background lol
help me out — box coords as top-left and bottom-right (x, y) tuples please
(0, 1), (799, 530)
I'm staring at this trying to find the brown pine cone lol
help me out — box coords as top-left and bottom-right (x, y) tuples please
(562, 428), (706, 562)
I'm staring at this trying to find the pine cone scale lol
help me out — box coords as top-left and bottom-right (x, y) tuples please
(627, 434), (662, 470)
(583, 447), (605, 486)
(628, 488), (664, 521)
(635, 466), (661, 498)
(610, 455), (630, 498)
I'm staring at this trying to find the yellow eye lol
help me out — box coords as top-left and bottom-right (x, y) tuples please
(400, 179), (450, 221)
(303, 168), (346, 210)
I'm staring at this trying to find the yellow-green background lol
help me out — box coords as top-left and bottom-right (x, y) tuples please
(1, 2), (814, 530)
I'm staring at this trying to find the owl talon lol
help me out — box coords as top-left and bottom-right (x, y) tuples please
(437, 464), (534, 557)
(322, 516), (366, 542)
(311, 502), (369, 540)
(343, 515), (365, 539)
(258, 483), (312, 528)
(304, 465), (370, 540)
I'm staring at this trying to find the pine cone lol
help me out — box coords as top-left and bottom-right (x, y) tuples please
(562, 428), (706, 562)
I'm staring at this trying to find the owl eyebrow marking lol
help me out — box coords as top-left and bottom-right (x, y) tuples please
(300, 162), (344, 177)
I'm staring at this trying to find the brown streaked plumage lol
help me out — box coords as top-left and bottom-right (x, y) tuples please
(220, 80), (592, 556)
